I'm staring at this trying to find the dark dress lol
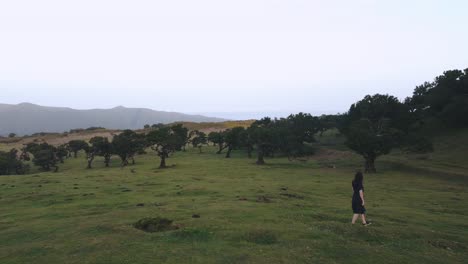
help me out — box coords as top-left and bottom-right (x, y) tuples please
(352, 181), (366, 214)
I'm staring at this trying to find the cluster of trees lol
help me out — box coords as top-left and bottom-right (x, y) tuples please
(0, 124), (191, 175)
(405, 69), (468, 128)
(0, 149), (29, 175)
(69, 127), (106, 134)
(339, 68), (467, 172)
(206, 113), (326, 164)
(178, 68), (462, 173)
(0, 142), (70, 175)
(143, 123), (165, 130)
(23, 142), (69, 172)
(1, 68), (465, 176)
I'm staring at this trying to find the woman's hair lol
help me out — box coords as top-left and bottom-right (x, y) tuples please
(353, 171), (363, 185)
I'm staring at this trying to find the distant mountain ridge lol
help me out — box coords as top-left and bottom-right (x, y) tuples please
(0, 103), (226, 136)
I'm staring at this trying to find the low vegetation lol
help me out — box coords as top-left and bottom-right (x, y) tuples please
(0, 144), (466, 263)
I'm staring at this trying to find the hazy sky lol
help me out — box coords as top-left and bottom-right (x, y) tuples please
(1, 0), (467, 119)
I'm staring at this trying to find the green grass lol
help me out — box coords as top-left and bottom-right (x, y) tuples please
(1, 145), (467, 264)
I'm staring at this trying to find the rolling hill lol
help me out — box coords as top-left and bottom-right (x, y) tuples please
(0, 103), (226, 136)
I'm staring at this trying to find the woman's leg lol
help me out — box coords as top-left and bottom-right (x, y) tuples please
(351, 214), (359, 224)
(360, 214), (367, 224)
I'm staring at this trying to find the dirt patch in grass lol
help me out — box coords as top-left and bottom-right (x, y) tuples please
(256, 196), (272, 203)
(133, 217), (179, 233)
(313, 148), (356, 168)
(236, 196), (248, 201)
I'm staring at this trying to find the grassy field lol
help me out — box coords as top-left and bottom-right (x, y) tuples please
(1, 143), (467, 263)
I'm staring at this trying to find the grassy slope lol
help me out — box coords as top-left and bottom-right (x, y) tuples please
(383, 128), (468, 176)
(1, 143), (467, 264)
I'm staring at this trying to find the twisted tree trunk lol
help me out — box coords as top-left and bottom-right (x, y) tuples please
(87, 153), (94, 169)
(256, 149), (265, 165)
(225, 146), (232, 158)
(159, 154), (167, 168)
(104, 154), (111, 167)
(364, 156), (377, 173)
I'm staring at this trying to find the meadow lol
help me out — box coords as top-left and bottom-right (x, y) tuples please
(1, 134), (467, 264)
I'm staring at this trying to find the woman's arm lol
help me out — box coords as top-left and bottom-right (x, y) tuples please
(359, 190), (365, 206)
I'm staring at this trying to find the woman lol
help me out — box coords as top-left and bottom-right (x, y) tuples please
(351, 171), (371, 226)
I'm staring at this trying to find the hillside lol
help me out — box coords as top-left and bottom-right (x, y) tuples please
(0, 138), (466, 263)
(0, 103), (226, 136)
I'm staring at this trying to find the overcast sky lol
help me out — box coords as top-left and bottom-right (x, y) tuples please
(1, 0), (467, 119)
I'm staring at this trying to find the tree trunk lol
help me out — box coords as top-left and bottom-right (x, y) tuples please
(365, 156), (377, 173)
(73, 151), (78, 158)
(159, 155), (167, 168)
(198, 146), (202, 153)
(225, 146), (232, 158)
(86, 158), (92, 169)
(87, 153), (94, 169)
(104, 155), (110, 167)
(256, 150), (265, 165)
(216, 143), (224, 154)
(121, 156), (128, 167)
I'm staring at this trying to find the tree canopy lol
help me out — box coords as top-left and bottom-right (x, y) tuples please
(67, 140), (88, 158)
(24, 143), (60, 172)
(0, 149), (28, 175)
(112, 130), (146, 166)
(224, 127), (246, 158)
(191, 130), (208, 153)
(342, 94), (411, 173)
(208, 131), (227, 154)
(405, 68), (468, 128)
(146, 125), (187, 168)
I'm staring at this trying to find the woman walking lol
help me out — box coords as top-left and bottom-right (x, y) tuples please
(351, 171), (371, 226)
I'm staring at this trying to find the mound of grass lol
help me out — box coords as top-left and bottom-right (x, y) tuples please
(133, 217), (178, 233)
